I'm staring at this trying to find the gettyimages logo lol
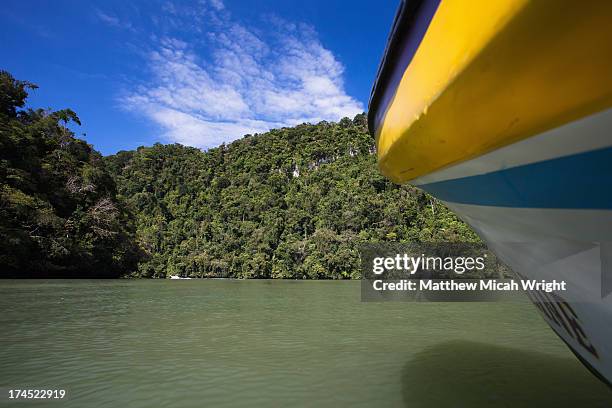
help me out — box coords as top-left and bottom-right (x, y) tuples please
(360, 243), (567, 302)
(372, 253), (487, 276)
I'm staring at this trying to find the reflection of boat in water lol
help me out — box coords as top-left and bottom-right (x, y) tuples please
(369, 0), (612, 384)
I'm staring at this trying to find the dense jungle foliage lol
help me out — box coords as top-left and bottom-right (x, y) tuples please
(0, 71), (139, 277)
(106, 120), (479, 279)
(1, 71), (479, 278)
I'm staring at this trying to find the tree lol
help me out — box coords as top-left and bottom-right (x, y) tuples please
(0, 71), (140, 277)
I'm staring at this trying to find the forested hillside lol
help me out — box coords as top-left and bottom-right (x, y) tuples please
(106, 116), (479, 278)
(0, 71), (139, 277)
(0, 71), (478, 278)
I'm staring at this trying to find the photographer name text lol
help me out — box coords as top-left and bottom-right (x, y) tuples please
(372, 279), (567, 293)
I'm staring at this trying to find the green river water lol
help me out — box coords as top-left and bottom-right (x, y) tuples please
(0, 280), (610, 407)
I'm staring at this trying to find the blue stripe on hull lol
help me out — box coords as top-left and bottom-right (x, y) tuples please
(419, 146), (612, 209)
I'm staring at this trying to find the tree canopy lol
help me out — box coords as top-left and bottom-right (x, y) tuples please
(106, 116), (479, 279)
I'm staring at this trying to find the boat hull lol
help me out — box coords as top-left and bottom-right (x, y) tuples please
(369, 0), (612, 383)
(413, 109), (612, 382)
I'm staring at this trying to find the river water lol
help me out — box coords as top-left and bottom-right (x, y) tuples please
(0, 280), (610, 407)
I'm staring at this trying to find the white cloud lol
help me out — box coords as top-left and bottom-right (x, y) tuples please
(208, 0), (225, 11)
(94, 8), (136, 32)
(122, 1), (364, 149)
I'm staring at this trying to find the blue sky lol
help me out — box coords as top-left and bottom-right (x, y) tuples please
(1, 0), (397, 155)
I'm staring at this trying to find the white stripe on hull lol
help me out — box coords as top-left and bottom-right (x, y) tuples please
(413, 108), (612, 186)
(448, 204), (612, 243)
